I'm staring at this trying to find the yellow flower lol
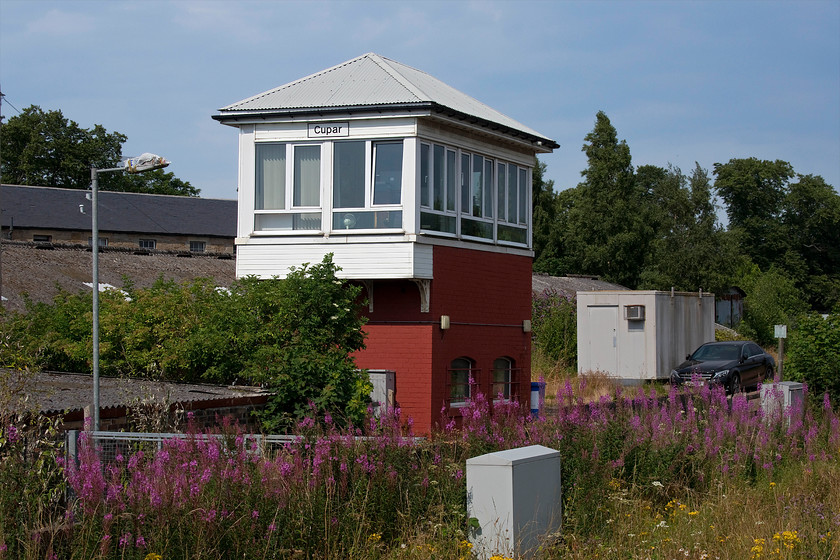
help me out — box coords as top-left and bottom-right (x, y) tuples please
(144, 555), (163, 560)
(769, 482), (776, 488)
(459, 539), (473, 551)
(368, 533), (381, 543)
(688, 511), (699, 516)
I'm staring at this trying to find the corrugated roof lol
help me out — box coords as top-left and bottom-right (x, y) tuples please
(6, 370), (267, 415)
(1, 185), (236, 237)
(216, 53), (557, 148)
(532, 274), (627, 299)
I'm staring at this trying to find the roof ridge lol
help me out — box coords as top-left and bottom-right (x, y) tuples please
(222, 53), (373, 110)
(369, 53), (430, 103)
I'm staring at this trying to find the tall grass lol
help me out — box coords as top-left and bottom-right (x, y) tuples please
(1, 381), (838, 559)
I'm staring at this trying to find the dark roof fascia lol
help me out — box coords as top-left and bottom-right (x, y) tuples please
(214, 101), (560, 152)
(212, 101), (435, 124)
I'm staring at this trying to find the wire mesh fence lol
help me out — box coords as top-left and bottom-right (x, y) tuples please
(65, 430), (303, 467)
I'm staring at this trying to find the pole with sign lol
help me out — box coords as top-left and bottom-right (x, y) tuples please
(774, 324), (787, 382)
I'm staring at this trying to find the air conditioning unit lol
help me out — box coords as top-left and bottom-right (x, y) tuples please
(625, 305), (645, 321)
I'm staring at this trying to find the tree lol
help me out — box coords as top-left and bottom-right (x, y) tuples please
(252, 255), (371, 431)
(781, 174), (840, 311)
(532, 157), (556, 265)
(638, 163), (745, 294)
(714, 158), (840, 311)
(713, 158), (794, 271)
(1, 105), (198, 196)
(562, 111), (650, 287)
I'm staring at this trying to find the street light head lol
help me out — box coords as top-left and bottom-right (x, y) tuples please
(124, 153), (169, 174)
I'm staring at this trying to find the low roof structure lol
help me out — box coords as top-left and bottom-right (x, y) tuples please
(532, 273), (626, 300)
(6, 370), (267, 416)
(1, 184), (236, 238)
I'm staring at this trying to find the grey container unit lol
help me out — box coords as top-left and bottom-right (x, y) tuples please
(466, 445), (562, 559)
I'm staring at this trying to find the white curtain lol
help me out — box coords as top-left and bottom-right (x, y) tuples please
(294, 145), (320, 207)
(256, 144), (285, 210)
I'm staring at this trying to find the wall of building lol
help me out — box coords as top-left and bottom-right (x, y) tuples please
(354, 244), (532, 433)
(6, 227), (234, 254)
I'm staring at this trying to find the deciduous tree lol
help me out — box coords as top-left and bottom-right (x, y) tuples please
(1, 105), (198, 196)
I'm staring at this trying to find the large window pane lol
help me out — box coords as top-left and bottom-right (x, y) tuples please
(334, 141), (365, 208)
(433, 144), (445, 211)
(460, 153), (470, 214)
(518, 168), (528, 224)
(483, 159), (494, 218)
(255, 143), (285, 210)
(420, 143), (430, 208)
(507, 165), (518, 224)
(446, 150), (457, 211)
(471, 155), (483, 217)
(373, 141), (402, 205)
(497, 162), (506, 221)
(293, 145), (320, 207)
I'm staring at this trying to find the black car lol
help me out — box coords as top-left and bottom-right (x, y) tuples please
(669, 341), (775, 394)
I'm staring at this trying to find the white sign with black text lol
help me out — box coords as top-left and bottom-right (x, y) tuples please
(307, 122), (349, 138)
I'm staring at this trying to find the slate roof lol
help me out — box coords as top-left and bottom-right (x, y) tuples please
(532, 274), (627, 300)
(1, 184), (237, 237)
(215, 53), (558, 150)
(5, 369), (268, 416)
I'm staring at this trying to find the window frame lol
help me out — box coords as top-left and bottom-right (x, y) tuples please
(254, 141), (324, 233)
(492, 357), (519, 402)
(448, 357), (477, 408)
(330, 139), (404, 233)
(189, 240), (206, 253)
(138, 239), (156, 250)
(419, 140), (531, 247)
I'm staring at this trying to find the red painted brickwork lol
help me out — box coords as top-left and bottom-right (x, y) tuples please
(354, 244), (532, 434)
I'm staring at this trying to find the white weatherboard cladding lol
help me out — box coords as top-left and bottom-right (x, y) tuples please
(254, 117), (417, 143)
(235, 241), (432, 280)
(577, 291), (715, 381)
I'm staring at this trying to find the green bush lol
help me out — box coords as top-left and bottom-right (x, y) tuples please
(0, 255), (371, 430)
(786, 311), (840, 401)
(532, 290), (577, 370)
(737, 266), (808, 346)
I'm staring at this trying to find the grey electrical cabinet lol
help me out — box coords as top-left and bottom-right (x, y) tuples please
(466, 445), (561, 559)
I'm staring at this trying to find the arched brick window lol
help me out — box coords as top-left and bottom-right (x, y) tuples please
(449, 357), (475, 406)
(492, 357), (516, 401)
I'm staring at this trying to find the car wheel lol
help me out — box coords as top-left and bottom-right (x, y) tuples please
(762, 365), (774, 383)
(729, 373), (741, 395)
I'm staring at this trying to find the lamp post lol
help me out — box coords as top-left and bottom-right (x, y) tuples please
(90, 153), (169, 431)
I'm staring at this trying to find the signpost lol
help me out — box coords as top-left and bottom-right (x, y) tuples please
(774, 324), (787, 382)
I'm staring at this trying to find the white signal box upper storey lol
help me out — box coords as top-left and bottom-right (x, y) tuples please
(214, 53), (557, 280)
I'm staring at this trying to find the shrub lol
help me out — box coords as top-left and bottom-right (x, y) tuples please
(787, 312), (840, 401)
(532, 289), (577, 370)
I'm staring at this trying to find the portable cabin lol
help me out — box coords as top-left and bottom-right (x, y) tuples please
(577, 290), (715, 382)
(214, 53), (558, 432)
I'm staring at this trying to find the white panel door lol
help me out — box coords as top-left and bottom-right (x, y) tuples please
(588, 305), (618, 375)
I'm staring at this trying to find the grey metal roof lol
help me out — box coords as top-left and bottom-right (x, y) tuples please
(1, 185), (236, 237)
(216, 53), (558, 149)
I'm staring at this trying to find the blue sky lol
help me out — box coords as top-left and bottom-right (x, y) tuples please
(1, 0), (838, 201)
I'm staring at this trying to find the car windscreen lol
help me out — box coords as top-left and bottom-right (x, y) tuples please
(691, 344), (740, 361)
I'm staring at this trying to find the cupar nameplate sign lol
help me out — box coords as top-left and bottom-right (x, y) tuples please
(308, 122), (349, 138)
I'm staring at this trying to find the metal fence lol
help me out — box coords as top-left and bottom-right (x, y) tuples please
(65, 430), (303, 467)
(65, 430), (424, 467)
